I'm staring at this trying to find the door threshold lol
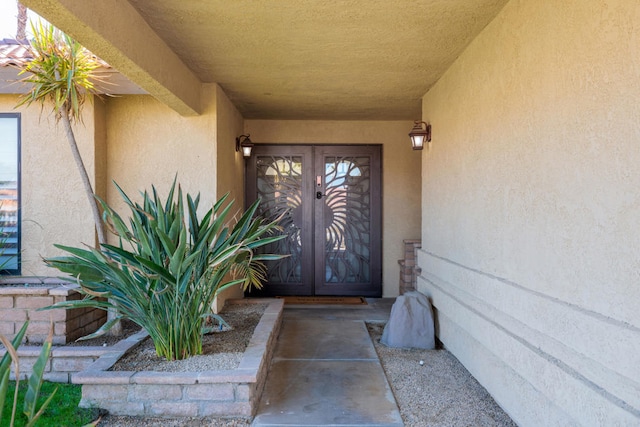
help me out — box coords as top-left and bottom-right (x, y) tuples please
(275, 296), (368, 305)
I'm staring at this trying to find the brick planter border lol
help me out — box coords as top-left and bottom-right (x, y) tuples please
(0, 278), (107, 345)
(4, 345), (111, 383)
(72, 298), (283, 419)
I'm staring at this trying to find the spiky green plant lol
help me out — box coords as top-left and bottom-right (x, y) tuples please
(0, 322), (57, 427)
(16, 22), (107, 245)
(44, 180), (286, 361)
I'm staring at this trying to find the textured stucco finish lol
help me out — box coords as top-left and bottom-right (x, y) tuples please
(245, 120), (421, 298)
(105, 90), (217, 213)
(215, 86), (245, 206)
(213, 85), (246, 309)
(417, 0), (640, 425)
(0, 95), (100, 276)
(22, 0), (508, 120)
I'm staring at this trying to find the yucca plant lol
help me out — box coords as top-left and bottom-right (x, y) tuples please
(16, 22), (107, 246)
(0, 322), (57, 427)
(18, 22), (120, 336)
(44, 180), (286, 361)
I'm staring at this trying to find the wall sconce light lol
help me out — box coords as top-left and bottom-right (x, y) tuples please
(408, 121), (432, 150)
(235, 134), (254, 158)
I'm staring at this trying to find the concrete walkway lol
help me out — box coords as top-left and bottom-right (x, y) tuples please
(252, 299), (401, 427)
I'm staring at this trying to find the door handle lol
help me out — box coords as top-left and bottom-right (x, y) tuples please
(316, 175), (323, 199)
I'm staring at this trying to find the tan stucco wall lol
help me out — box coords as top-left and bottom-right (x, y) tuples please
(245, 120), (421, 298)
(417, 0), (640, 425)
(0, 95), (100, 276)
(215, 86), (246, 208)
(213, 85), (246, 309)
(105, 87), (217, 212)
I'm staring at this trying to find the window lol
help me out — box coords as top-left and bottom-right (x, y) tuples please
(0, 113), (20, 275)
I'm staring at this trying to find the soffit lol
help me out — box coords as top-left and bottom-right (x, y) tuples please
(123, 0), (508, 120)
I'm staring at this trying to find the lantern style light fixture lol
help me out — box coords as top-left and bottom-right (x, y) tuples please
(408, 120), (432, 150)
(235, 134), (254, 158)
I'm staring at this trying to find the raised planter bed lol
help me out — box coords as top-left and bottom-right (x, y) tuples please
(0, 277), (106, 345)
(72, 298), (283, 419)
(5, 345), (111, 383)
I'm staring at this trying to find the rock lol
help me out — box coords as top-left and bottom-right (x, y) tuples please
(381, 291), (435, 349)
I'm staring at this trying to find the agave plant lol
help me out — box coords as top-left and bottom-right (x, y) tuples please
(44, 180), (286, 361)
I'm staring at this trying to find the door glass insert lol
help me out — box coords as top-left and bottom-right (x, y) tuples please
(256, 155), (303, 284)
(323, 157), (371, 284)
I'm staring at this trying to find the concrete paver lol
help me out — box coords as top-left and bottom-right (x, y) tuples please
(274, 319), (378, 360)
(252, 299), (401, 427)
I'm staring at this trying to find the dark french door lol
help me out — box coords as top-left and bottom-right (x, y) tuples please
(245, 145), (381, 297)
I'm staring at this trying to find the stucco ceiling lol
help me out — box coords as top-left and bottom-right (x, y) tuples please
(23, 0), (509, 120)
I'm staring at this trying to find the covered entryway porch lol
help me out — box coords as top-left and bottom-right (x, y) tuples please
(10, 1), (640, 425)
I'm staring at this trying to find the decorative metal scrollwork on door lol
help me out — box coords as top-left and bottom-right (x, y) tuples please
(247, 144), (381, 297)
(322, 157), (371, 284)
(256, 156), (303, 284)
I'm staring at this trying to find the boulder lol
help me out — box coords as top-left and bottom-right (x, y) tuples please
(381, 291), (435, 349)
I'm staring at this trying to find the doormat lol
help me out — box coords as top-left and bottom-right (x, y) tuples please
(276, 296), (367, 305)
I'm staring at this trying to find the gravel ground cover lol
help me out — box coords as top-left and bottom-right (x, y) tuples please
(111, 303), (267, 372)
(96, 316), (516, 426)
(367, 322), (517, 427)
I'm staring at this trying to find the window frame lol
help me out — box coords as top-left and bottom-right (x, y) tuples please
(0, 113), (21, 275)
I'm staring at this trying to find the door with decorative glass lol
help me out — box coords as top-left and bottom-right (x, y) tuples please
(245, 145), (381, 296)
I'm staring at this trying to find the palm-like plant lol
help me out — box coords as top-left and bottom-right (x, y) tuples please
(44, 181), (286, 361)
(15, 22), (120, 332)
(16, 22), (107, 245)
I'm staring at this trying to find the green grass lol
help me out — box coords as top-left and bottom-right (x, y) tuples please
(1, 381), (99, 427)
